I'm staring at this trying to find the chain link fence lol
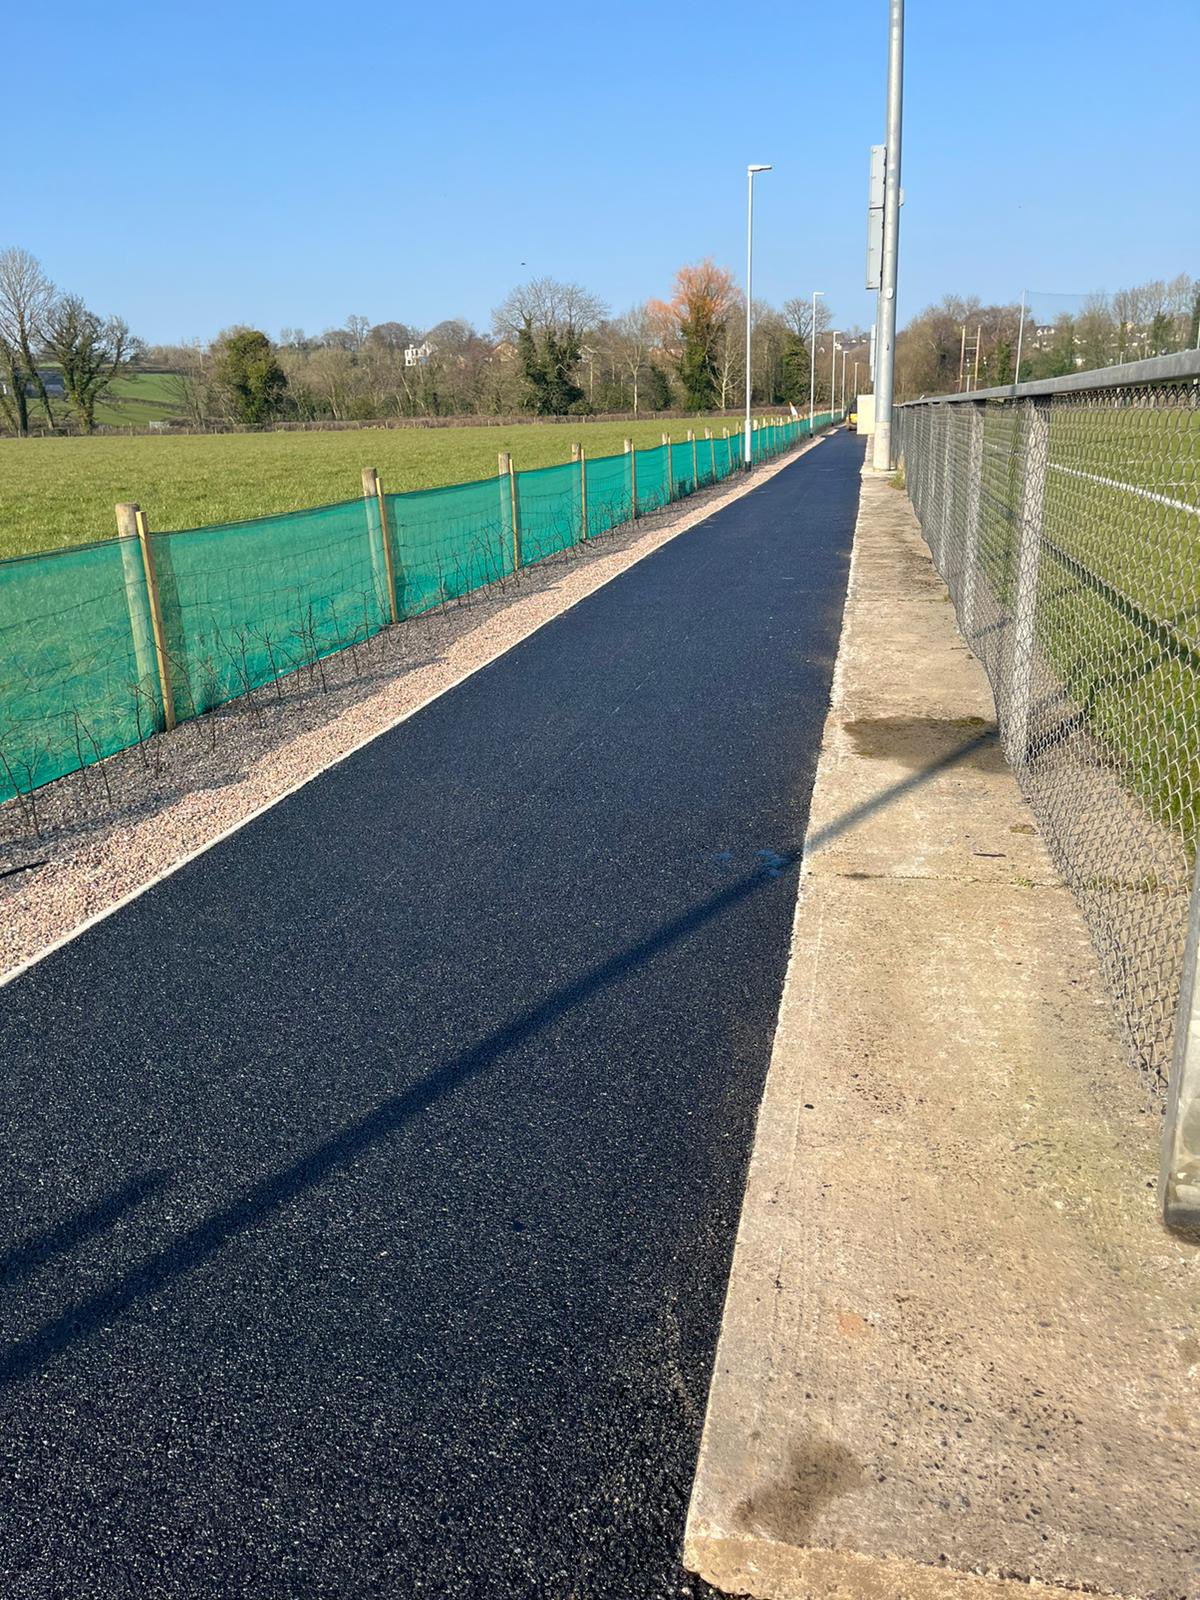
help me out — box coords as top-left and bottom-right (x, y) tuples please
(897, 352), (1200, 1227)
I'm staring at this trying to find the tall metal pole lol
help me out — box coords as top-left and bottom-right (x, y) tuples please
(830, 333), (840, 420)
(841, 349), (848, 411)
(809, 289), (823, 433)
(743, 165), (772, 466)
(872, 0), (904, 470)
(744, 168), (754, 465)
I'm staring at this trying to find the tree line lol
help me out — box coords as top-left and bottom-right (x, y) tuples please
(149, 265), (855, 430)
(895, 273), (1199, 399)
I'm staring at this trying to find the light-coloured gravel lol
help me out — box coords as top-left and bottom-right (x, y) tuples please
(0, 437), (828, 982)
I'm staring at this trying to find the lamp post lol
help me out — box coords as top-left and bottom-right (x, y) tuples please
(872, 0), (904, 469)
(841, 349), (848, 413)
(809, 289), (824, 434)
(830, 332), (841, 421)
(744, 163), (772, 466)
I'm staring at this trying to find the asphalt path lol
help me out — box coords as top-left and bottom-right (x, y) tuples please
(0, 431), (864, 1598)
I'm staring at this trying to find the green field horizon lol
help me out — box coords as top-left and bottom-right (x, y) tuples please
(0, 414), (758, 561)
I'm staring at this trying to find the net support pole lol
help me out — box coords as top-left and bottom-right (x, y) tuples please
(362, 468), (399, 624)
(625, 438), (638, 521)
(1004, 398), (1049, 768)
(689, 429), (698, 490)
(705, 427), (714, 484)
(579, 445), (588, 540)
(662, 433), (671, 503)
(509, 456), (521, 570)
(115, 501), (159, 724)
(126, 505), (176, 732)
(1161, 857), (1200, 1233)
(498, 452), (520, 571)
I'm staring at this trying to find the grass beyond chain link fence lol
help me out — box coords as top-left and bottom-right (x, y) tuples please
(898, 359), (1199, 1102)
(0, 416), (834, 809)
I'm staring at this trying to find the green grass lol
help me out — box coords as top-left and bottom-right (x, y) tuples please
(0, 416), (738, 560)
(965, 402), (1200, 849)
(89, 371), (189, 428)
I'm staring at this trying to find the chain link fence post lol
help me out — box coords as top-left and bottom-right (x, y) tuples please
(1162, 861), (1200, 1232)
(960, 402), (985, 641)
(1004, 397), (1049, 767)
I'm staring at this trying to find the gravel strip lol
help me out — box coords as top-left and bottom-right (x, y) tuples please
(0, 437), (828, 980)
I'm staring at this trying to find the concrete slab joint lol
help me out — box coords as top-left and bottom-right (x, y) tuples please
(684, 472), (1199, 1600)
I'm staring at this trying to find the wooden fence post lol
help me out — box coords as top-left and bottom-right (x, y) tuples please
(662, 432), (671, 503)
(362, 467), (399, 624)
(498, 451), (520, 570)
(120, 504), (176, 732)
(625, 438), (638, 520)
(689, 428), (698, 489)
(115, 501), (158, 721)
(578, 445), (588, 540)
(704, 427), (714, 484)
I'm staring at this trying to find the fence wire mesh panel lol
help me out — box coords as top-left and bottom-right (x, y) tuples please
(0, 413), (836, 810)
(899, 367), (1200, 1094)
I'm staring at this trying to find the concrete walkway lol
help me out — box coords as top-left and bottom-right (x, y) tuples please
(685, 469), (1199, 1599)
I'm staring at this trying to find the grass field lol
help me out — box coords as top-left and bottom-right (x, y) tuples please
(0, 416), (748, 560)
(90, 371), (188, 429)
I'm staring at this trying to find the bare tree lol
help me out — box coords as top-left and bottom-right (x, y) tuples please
(0, 247), (57, 434)
(491, 277), (606, 343)
(612, 304), (655, 416)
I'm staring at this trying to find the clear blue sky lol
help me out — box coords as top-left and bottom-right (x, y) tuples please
(10, 0), (1197, 345)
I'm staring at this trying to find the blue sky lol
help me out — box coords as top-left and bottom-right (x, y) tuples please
(9, 0), (1197, 345)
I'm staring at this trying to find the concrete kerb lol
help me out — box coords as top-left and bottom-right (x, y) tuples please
(683, 470), (1199, 1600)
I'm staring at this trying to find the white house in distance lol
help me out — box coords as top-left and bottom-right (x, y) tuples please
(404, 341), (436, 368)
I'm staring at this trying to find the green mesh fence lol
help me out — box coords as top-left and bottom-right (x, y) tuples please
(0, 414), (836, 802)
(0, 537), (153, 798)
(154, 498), (387, 719)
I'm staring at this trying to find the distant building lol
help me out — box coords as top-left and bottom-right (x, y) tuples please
(0, 366), (66, 399)
(404, 341), (436, 368)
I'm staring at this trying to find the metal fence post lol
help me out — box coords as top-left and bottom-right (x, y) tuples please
(1162, 860), (1200, 1232)
(937, 404), (953, 570)
(1005, 397), (1049, 766)
(960, 402), (985, 641)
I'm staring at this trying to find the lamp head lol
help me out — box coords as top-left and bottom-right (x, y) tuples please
(747, 164), (773, 174)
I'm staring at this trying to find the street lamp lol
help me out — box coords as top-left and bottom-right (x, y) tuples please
(744, 163), (772, 467)
(830, 332), (841, 421)
(809, 290), (824, 435)
(841, 348), (848, 412)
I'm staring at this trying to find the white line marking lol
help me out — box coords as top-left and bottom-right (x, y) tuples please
(1047, 461), (1199, 517)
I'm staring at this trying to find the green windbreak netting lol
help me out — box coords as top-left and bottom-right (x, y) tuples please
(0, 537), (150, 800)
(583, 452), (634, 539)
(154, 498), (385, 718)
(514, 460), (582, 564)
(388, 475), (513, 617)
(2, 416), (826, 802)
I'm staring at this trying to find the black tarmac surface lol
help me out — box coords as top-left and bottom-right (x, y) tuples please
(0, 432), (863, 1598)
